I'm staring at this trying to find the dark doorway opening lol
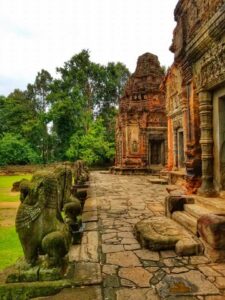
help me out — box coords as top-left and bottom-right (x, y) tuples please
(177, 130), (185, 168)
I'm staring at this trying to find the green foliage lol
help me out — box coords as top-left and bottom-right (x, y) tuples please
(0, 134), (40, 166)
(49, 50), (129, 162)
(0, 226), (23, 270)
(1, 50), (130, 165)
(26, 70), (53, 163)
(0, 89), (37, 136)
(67, 118), (115, 165)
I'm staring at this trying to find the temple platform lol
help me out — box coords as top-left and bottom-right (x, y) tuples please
(110, 165), (165, 175)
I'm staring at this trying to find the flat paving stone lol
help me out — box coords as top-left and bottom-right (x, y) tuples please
(157, 270), (219, 298)
(73, 262), (102, 285)
(106, 251), (142, 267)
(102, 244), (124, 253)
(134, 249), (160, 261)
(80, 231), (99, 262)
(71, 171), (225, 299)
(116, 287), (160, 300)
(102, 264), (118, 275)
(124, 244), (141, 250)
(214, 276), (225, 289)
(118, 267), (153, 287)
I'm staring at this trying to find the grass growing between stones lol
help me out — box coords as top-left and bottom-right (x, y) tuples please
(0, 226), (23, 270)
(0, 174), (31, 202)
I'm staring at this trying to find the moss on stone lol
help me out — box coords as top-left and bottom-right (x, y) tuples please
(0, 280), (71, 300)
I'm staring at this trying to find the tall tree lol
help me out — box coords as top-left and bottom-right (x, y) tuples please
(48, 50), (130, 160)
(0, 89), (36, 136)
(26, 70), (53, 163)
(0, 50), (130, 165)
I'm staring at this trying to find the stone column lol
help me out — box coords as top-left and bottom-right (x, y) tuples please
(198, 91), (218, 196)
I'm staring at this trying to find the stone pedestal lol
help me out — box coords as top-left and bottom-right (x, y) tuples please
(198, 213), (225, 262)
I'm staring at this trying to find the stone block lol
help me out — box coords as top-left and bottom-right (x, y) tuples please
(39, 268), (62, 281)
(197, 214), (225, 249)
(134, 217), (201, 256)
(6, 266), (39, 283)
(175, 238), (203, 256)
(165, 195), (195, 218)
(73, 262), (102, 285)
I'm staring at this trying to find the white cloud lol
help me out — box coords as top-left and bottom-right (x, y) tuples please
(0, 0), (177, 95)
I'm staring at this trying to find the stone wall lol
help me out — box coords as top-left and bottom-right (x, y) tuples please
(164, 0), (225, 194)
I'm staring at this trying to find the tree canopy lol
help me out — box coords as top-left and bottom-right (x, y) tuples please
(0, 50), (130, 166)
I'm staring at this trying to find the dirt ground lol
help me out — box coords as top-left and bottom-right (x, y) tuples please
(0, 207), (18, 227)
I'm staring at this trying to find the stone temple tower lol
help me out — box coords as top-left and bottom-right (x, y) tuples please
(112, 53), (167, 174)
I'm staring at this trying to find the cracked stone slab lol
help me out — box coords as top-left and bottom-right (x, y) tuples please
(134, 249), (160, 261)
(102, 244), (124, 253)
(102, 264), (118, 275)
(80, 231), (99, 262)
(157, 270), (219, 298)
(73, 262), (102, 285)
(116, 288), (160, 300)
(106, 251), (142, 267)
(124, 244), (141, 250)
(118, 267), (153, 287)
(134, 217), (202, 256)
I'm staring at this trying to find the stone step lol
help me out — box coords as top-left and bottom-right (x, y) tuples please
(184, 204), (212, 219)
(194, 196), (225, 213)
(148, 178), (168, 185)
(160, 170), (169, 177)
(160, 175), (169, 180)
(172, 211), (197, 235)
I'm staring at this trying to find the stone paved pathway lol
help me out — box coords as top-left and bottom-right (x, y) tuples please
(58, 172), (225, 299)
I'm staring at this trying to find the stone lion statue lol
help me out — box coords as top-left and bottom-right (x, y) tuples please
(16, 168), (80, 268)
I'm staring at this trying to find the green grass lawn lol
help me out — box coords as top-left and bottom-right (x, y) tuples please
(0, 174), (32, 202)
(0, 226), (23, 270)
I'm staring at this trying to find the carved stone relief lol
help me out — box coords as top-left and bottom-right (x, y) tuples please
(196, 41), (225, 89)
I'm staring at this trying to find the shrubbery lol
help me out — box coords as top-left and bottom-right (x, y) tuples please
(0, 134), (40, 165)
(66, 118), (115, 165)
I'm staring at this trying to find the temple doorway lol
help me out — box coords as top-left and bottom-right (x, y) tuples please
(149, 139), (164, 166)
(177, 129), (185, 168)
(151, 141), (161, 164)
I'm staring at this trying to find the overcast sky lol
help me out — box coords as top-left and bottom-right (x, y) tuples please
(0, 0), (178, 96)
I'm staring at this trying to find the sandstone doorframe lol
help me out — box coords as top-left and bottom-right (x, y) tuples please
(213, 91), (225, 191)
(147, 129), (167, 167)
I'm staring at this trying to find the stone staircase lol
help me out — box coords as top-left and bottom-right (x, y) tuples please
(148, 167), (169, 184)
(171, 204), (212, 235)
(171, 197), (225, 234)
(168, 194), (225, 261)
